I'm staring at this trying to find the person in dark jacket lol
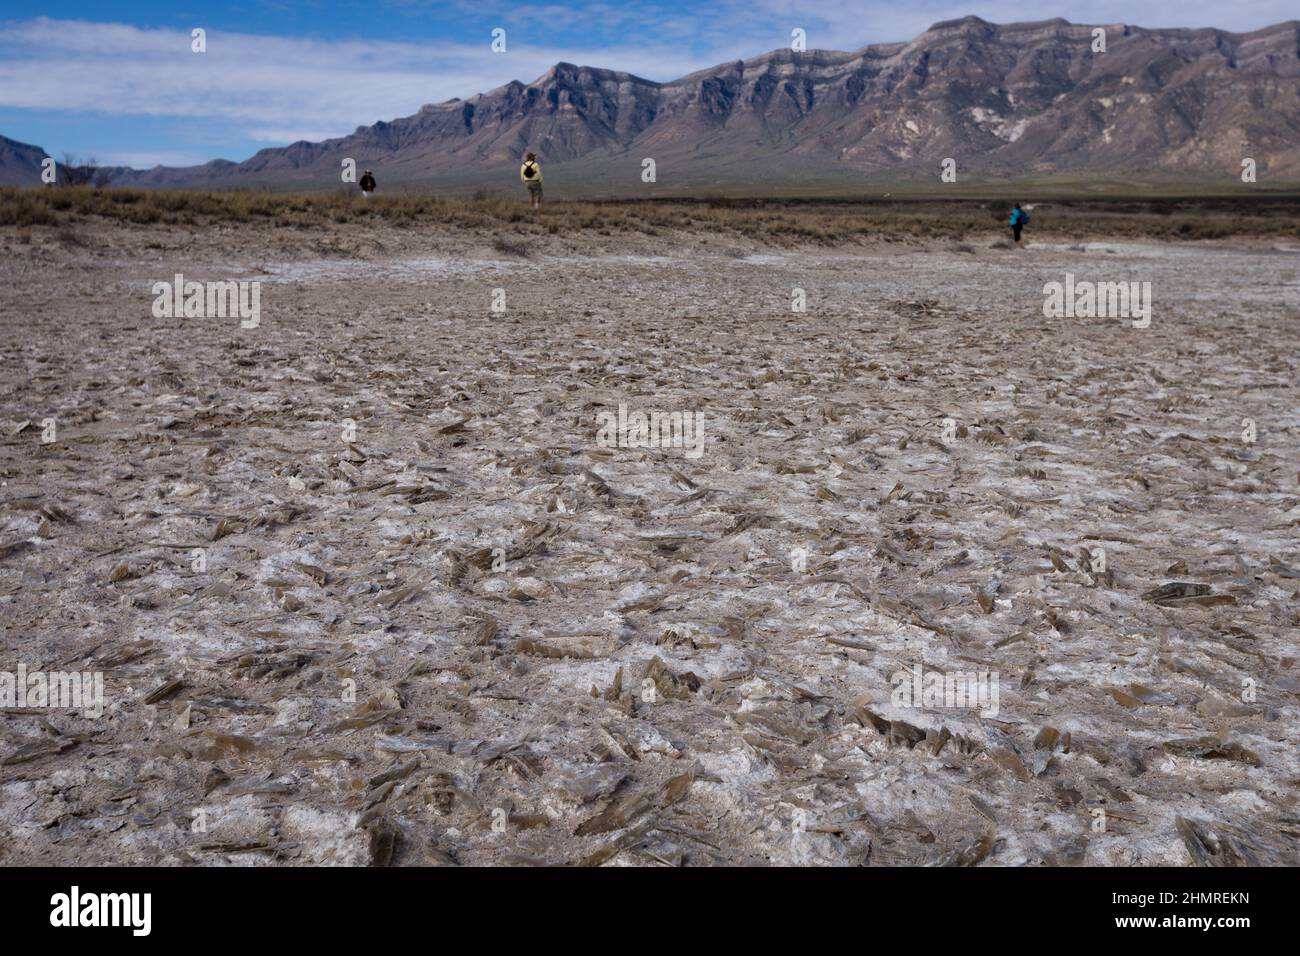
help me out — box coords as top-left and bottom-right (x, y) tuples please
(1009, 203), (1029, 247)
(359, 169), (376, 197)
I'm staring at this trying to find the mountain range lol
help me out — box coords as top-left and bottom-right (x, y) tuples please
(4, 15), (1299, 194)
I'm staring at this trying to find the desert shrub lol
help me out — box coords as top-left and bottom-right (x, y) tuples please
(58, 154), (99, 187)
(8, 194), (56, 226)
(0, 186), (1294, 242)
(492, 236), (530, 256)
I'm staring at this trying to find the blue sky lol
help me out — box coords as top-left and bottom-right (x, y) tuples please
(1, 1), (1294, 169)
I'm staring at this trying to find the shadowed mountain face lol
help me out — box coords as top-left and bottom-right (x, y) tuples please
(9, 16), (1300, 193)
(0, 136), (51, 186)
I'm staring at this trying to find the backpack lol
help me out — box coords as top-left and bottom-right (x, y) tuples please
(523, 162), (537, 179)
(1020, 210), (1030, 224)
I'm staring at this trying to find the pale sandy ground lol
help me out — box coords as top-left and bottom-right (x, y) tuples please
(0, 220), (1298, 866)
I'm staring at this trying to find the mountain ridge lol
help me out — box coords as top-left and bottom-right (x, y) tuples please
(5, 16), (1300, 193)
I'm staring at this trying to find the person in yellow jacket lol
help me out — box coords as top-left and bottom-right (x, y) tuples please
(520, 152), (543, 207)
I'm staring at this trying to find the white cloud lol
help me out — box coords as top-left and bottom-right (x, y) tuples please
(0, 18), (735, 142)
(96, 149), (215, 168)
(246, 128), (355, 144)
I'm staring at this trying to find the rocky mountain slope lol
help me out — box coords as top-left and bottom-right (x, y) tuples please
(0, 136), (51, 186)
(6, 16), (1300, 193)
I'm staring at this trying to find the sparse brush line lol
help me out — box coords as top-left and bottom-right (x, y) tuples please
(1, 186), (1298, 241)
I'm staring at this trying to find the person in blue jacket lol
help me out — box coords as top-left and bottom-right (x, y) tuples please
(1009, 203), (1029, 247)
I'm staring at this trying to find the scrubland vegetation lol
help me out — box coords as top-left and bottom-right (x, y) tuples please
(3, 186), (1298, 242)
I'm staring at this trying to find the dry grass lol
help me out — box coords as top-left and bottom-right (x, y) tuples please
(491, 235), (532, 257)
(2, 186), (1298, 242)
